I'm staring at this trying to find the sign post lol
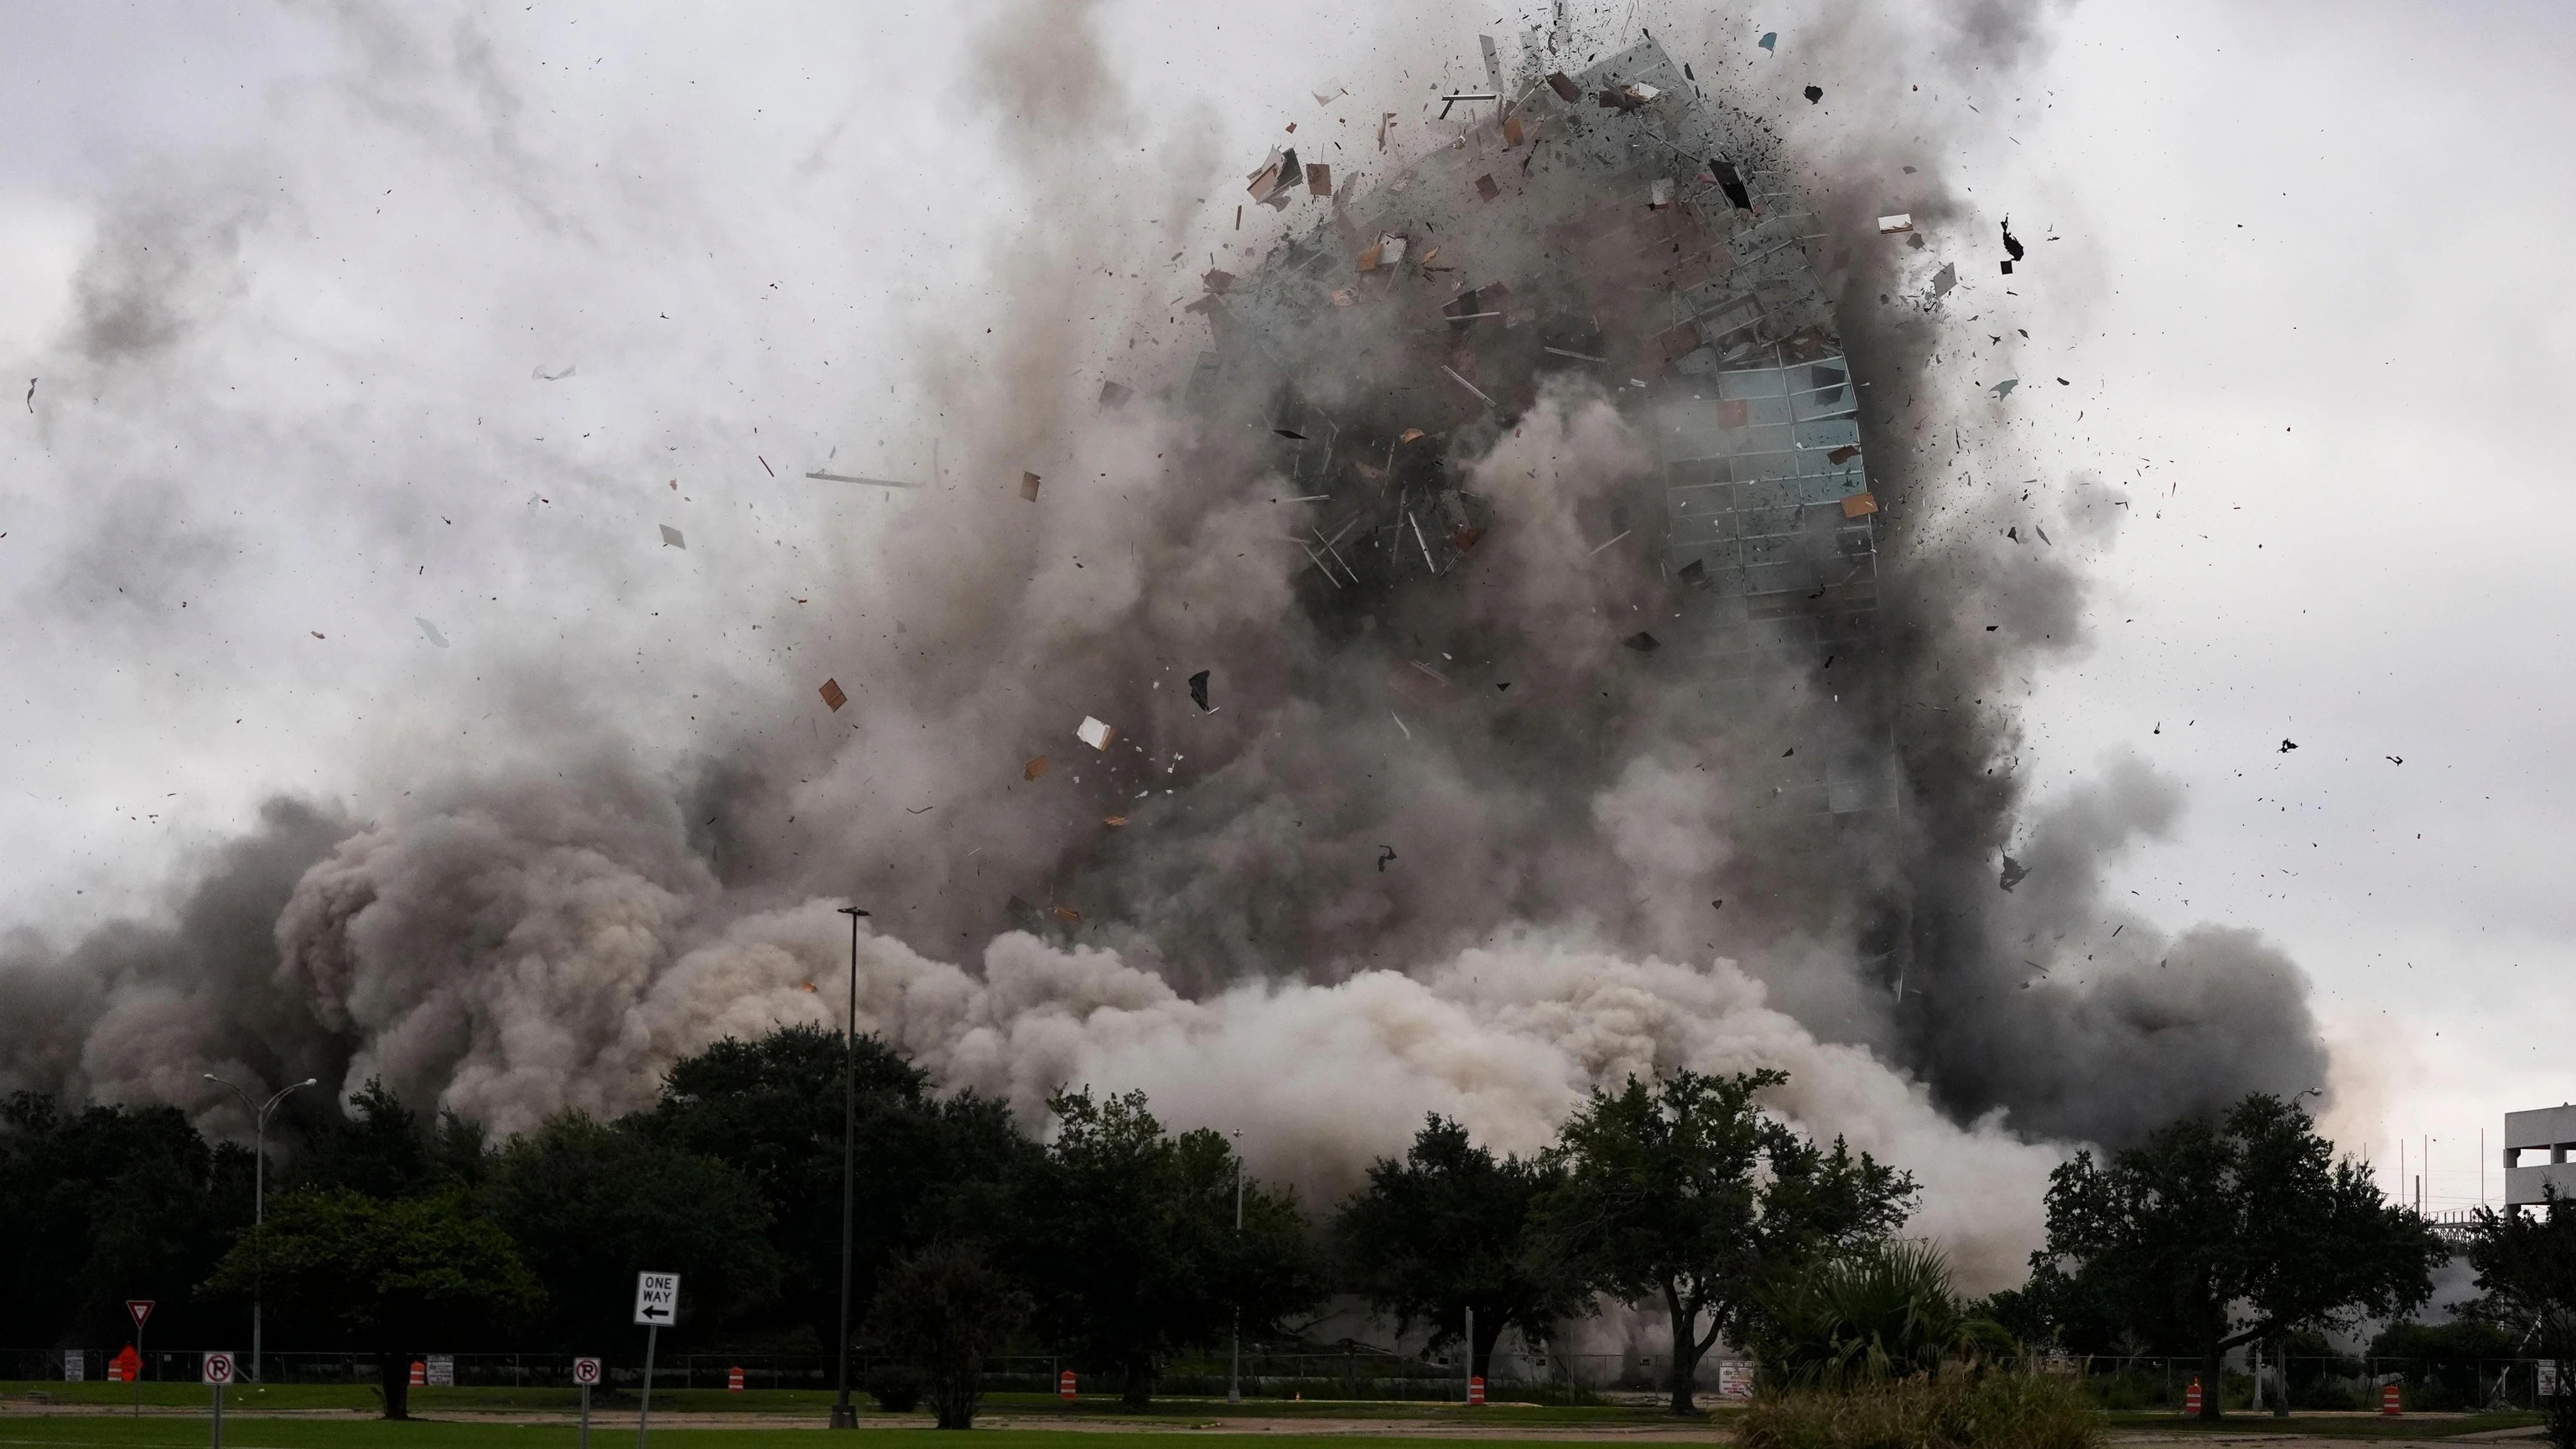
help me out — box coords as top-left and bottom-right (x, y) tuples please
(127, 1301), (155, 1418)
(633, 1273), (679, 1449)
(202, 1353), (236, 1449)
(573, 1357), (602, 1449)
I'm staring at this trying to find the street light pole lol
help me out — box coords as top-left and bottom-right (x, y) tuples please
(830, 906), (870, 1431)
(1228, 1130), (1243, 1406)
(204, 1074), (319, 1387)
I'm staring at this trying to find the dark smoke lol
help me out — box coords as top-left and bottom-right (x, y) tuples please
(0, 0), (2327, 1285)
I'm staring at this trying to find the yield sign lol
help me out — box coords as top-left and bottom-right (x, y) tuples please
(127, 1301), (154, 1330)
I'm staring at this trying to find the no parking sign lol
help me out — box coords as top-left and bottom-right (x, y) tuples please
(574, 1358), (603, 1387)
(201, 1353), (235, 1385)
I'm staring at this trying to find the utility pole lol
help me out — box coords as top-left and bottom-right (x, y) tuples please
(203, 1075), (318, 1385)
(1241, 1129), (1251, 1402)
(830, 906), (870, 1431)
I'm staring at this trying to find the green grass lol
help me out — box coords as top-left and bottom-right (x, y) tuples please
(0, 1419), (1722, 1449)
(0, 1384), (1675, 1427)
(2099, 1409), (2542, 1437)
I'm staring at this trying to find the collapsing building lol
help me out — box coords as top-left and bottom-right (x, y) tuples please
(1183, 34), (1898, 842)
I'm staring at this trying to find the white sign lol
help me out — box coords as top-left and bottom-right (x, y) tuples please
(63, 1351), (83, 1383)
(633, 1272), (680, 1327)
(2542, 1360), (2560, 1399)
(202, 1353), (236, 1386)
(573, 1358), (603, 1387)
(1716, 1361), (1754, 1401)
(425, 1354), (454, 1387)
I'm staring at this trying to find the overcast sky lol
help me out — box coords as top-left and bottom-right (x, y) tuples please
(1, 0), (2567, 1213)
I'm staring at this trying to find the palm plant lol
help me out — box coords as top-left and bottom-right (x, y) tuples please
(1757, 1239), (2011, 1388)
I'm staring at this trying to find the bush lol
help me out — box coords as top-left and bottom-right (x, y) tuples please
(1757, 1240), (2011, 1389)
(864, 1363), (924, 1413)
(1740, 1372), (2102, 1449)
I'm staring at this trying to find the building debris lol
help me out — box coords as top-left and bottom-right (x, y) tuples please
(1803, 85), (1823, 103)
(1203, 268), (1236, 294)
(1247, 148), (1302, 205)
(532, 363), (575, 381)
(416, 618), (449, 648)
(1877, 214), (1914, 234)
(1098, 381), (1133, 410)
(1104, 815), (1128, 827)
(1439, 92), (1500, 119)
(1078, 716), (1117, 750)
(1992, 378), (2018, 398)
(1649, 178), (1675, 208)
(1623, 631), (1661, 652)
(2002, 217), (2027, 264)
(23, 377), (34, 412)
(1998, 854), (2029, 891)
(806, 470), (922, 488)
(758, 454), (773, 476)
(818, 678), (848, 712)
(1477, 174), (1503, 201)
(1841, 491), (1879, 518)
(1546, 71), (1581, 102)
(2278, 739), (2298, 753)
(659, 524), (685, 548)
(1053, 905), (1082, 923)
(1930, 262), (1957, 298)
(1759, 31), (1778, 50)
(1024, 756), (1049, 781)
(1188, 670), (1212, 711)
(1377, 845), (1398, 872)
(1440, 365), (1494, 407)
(1021, 471), (1042, 501)
(1306, 163), (1332, 197)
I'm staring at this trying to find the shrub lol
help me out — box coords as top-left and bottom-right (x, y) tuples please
(1757, 1240), (2011, 1389)
(863, 1363), (923, 1413)
(1739, 1371), (2102, 1449)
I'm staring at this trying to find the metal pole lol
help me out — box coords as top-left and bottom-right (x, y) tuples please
(205, 1074), (315, 1387)
(211, 1374), (222, 1449)
(636, 1326), (657, 1449)
(1465, 1306), (1474, 1403)
(832, 906), (868, 1431)
(1228, 1132), (1243, 1405)
(579, 1381), (590, 1449)
(135, 1321), (144, 1418)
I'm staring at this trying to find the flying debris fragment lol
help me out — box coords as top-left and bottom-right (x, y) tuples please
(1930, 262), (1957, 298)
(2278, 739), (2298, 753)
(1024, 756), (1049, 781)
(532, 363), (575, 381)
(1758, 31), (1778, 51)
(1623, 631), (1662, 652)
(1020, 471), (1042, 501)
(1999, 854), (2030, 891)
(1077, 716), (1117, 750)
(1877, 214), (1914, 234)
(818, 678), (848, 712)
(1187, 670), (1212, 712)
(659, 524), (685, 548)
(1098, 381), (1133, 410)
(1992, 378), (2018, 398)
(1545, 72), (1581, 102)
(416, 618), (449, 648)
(806, 470), (922, 488)
(1841, 491), (1879, 518)
(2001, 217), (2026, 273)
(1803, 85), (1823, 103)
(1377, 846), (1398, 873)
(1306, 163), (1332, 198)
(1246, 148), (1301, 207)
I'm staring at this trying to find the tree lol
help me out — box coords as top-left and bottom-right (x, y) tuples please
(1015, 1088), (1325, 1405)
(869, 1242), (1030, 1429)
(637, 1026), (1031, 1353)
(1337, 1114), (1577, 1380)
(1537, 1069), (1916, 1415)
(1754, 1239), (2008, 1388)
(2464, 1187), (2576, 1449)
(205, 1188), (540, 1419)
(2028, 1093), (2442, 1420)
(485, 1112), (782, 1348)
(0, 1092), (254, 1351)
(289, 1079), (484, 1199)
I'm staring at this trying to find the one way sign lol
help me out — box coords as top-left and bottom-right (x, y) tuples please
(633, 1272), (680, 1327)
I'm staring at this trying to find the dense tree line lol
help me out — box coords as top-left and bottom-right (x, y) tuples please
(10, 1031), (2567, 1433)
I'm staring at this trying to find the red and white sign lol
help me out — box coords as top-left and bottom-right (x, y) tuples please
(127, 1301), (154, 1330)
(202, 1353), (236, 1386)
(573, 1358), (603, 1387)
(726, 1366), (744, 1392)
(2381, 1383), (2402, 1417)
(1058, 1369), (1077, 1400)
(1467, 1375), (1486, 1406)
(2184, 1379), (2203, 1416)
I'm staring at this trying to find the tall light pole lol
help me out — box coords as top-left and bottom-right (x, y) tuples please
(1228, 1130), (1243, 1406)
(830, 906), (870, 1431)
(203, 1074), (319, 1386)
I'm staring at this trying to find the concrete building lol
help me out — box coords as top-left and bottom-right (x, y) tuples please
(2504, 1104), (2576, 1206)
